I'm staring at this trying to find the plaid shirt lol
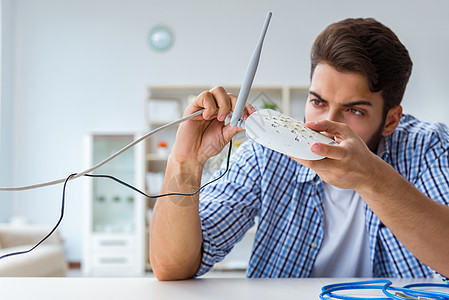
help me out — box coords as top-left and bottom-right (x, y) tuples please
(196, 114), (449, 278)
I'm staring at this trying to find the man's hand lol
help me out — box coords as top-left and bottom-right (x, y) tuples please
(172, 86), (255, 167)
(290, 120), (384, 192)
(150, 86), (255, 281)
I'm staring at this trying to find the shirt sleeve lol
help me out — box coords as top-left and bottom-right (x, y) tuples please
(195, 141), (263, 276)
(414, 134), (449, 280)
(414, 140), (449, 206)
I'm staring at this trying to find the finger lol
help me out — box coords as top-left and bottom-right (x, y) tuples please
(243, 102), (257, 120)
(222, 121), (245, 142)
(227, 94), (256, 124)
(209, 86), (232, 122)
(305, 120), (350, 140)
(310, 142), (346, 160)
(224, 93), (254, 122)
(184, 90), (218, 120)
(199, 91), (219, 120)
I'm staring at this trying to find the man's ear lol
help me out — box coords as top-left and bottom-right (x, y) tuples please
(382, 105), (403, 136)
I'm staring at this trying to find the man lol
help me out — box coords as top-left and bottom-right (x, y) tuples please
(150, 18), (449, 280)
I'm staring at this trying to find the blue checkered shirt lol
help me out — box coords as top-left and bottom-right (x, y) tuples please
(196, 114), (449, 278)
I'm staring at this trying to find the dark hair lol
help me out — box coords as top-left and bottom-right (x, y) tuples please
(311, 18), (413, 115)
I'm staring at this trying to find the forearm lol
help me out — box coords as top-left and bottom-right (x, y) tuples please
(357, 157), (449, 278)
(150, 158), (204, 281)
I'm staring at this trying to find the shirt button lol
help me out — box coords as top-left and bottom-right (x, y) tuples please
(310, 242), (318, 248)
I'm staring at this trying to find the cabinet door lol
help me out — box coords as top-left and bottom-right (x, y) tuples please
(91, 135), (136, 234)
(84, 133), (145, 276)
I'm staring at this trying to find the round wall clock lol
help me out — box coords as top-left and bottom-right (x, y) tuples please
(148, 26), (174, 52)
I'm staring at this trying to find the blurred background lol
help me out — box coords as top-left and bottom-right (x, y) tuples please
(1, 0), (448, 276)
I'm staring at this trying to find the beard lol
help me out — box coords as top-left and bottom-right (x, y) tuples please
(366, 117), (386, 153)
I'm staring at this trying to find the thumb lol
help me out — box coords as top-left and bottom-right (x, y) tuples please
(222, 123), (244, 143)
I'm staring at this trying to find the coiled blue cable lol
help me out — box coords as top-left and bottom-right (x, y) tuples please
(320, 279), (449, 300)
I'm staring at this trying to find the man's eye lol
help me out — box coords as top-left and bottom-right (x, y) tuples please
(311, 99), (323, 106)
(349, 108), (364, 115)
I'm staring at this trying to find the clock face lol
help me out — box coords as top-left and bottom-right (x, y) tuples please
(149, 26), (174, 52)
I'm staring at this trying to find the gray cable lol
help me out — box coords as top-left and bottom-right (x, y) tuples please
(0, 109), (204, 191)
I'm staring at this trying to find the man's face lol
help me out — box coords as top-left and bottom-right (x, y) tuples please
(305, 63), (386, 152)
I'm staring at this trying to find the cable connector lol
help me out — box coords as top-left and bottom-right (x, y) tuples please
(236, 119), (245, 129)
(395, 292), (432, 300)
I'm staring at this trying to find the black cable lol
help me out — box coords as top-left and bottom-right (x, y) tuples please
(0, 141), (232, 260)
(85, 140), (233, 198)
(0, 173), (76, 260)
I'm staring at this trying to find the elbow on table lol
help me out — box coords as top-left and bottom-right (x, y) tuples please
(153, 270), (193, 281)
(151, 265), (196, 281)
(150, 255), (199, 281)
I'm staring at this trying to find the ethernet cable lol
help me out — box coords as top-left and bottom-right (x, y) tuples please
(0, 109), (235, 260)
(0, 11), (272, 260)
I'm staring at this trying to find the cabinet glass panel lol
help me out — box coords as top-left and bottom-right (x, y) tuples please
(92, 135), (135, 233)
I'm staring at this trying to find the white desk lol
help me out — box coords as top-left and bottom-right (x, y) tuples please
(0, 277), (446, 300)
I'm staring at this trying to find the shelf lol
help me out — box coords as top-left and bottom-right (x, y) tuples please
(146, 153), (170, 161)
(146, 120), (179, 127)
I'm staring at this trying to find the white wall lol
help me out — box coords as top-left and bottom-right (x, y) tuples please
(0, 0), (14, 222)
(2, 0), (449, 262)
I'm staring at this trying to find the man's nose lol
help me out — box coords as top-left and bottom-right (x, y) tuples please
(327, 110), (342, 123)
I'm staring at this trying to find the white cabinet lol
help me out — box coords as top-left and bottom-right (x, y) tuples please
(83, 133), (145, 276)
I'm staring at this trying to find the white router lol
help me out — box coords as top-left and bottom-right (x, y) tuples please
(245, 109), (336, 160)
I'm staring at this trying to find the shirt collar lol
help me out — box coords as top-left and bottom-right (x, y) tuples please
(376, 135), (391, 162)
(295, 162), (320, 183)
